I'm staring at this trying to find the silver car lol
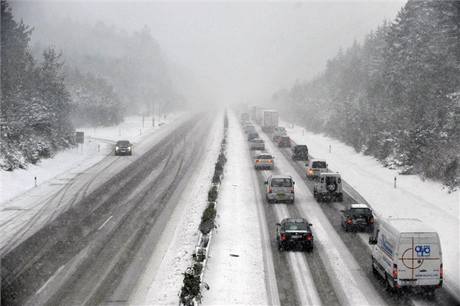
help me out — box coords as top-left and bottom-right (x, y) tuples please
(265, 175), (295, 204)
(249, 138), (265, 150)
(254, 153), (274, 170)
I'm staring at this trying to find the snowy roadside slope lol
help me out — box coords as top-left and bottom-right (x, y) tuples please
(0, 114), (181, 204)
(202, 112), (271, 305)
(129, 112), (223, 305)
(281, 120), (460, 300)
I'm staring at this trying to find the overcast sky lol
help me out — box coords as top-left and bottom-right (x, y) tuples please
(12, 0), (406, 105)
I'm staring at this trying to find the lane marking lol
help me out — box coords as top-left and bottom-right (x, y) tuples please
(36, 265), (65, 295)
(98, 215), (113, 230)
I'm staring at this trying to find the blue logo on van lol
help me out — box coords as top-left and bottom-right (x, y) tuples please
(415, 245), (431, 257)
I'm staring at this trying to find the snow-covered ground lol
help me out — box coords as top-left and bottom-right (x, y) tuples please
(0, 114), (179, 204)
(129, 112), (224, 305)
(202, 112), (274, 305)
(281, 120), (460, 300)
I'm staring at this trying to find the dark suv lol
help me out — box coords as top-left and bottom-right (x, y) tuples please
(276, 218), (313, 252)
(292, 145), (309, 160)
(341, 203), (374, 232)
(115, 140), (133, 156)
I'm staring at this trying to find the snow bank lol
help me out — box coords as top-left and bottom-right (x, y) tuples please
(281, 120), (460, 299)
(202, 112), (269, 305)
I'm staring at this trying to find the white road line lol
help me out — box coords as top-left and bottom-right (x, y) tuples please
(260, 170), (322, 306)
(98, 215), (113, 230)
(278, 204), (322, 306)
(249, 146), (281, 305)
(36, 265), (65, 295)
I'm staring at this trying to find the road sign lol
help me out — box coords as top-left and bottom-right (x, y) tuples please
(76, 131), (84, 144)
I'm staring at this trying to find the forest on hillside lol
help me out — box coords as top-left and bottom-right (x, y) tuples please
(0, 0), (180, 170)
(272, 0), (460, 188)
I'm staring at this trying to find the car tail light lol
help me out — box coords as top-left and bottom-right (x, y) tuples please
(269, 188), (272, 193)
(268, 160), (272, 163)
(306, 233), (313, 241)
(392, 264), (398, 279)
(256, 159), (260, 163)
(369, 217), (374, 224)
(280, 234), (287, 241)
(290, 188), (294, 193)
(440, 263), (443, 279)
(347, 218), (353, 225)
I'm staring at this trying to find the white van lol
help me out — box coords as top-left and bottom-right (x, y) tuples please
(369, 218), (443, 293)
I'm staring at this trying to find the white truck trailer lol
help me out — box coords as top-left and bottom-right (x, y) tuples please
(262, 110), (279, 132)
(369, 218), (443, 293)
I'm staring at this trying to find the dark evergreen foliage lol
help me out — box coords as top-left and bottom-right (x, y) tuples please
(1, 0), (74, 170)
(274, 0), (459, 188)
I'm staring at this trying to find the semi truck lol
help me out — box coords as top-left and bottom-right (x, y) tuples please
(262, 110), (279, 132)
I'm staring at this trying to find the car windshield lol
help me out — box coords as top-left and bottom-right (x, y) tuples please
(271, 178), (292, 187)
(285, 222), (308, 231)
(351, 208), (371, 216)
(312, 161), (326, 168)
(117, 141), (130, 146)
(258, 155), (272, 159)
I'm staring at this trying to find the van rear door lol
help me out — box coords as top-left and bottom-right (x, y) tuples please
(397, 233), (441, 285)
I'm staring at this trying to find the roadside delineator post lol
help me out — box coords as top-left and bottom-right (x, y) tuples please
(394, 176), (397, 188)
(329, 144), (332, 153)
(34, 177), (37, 187)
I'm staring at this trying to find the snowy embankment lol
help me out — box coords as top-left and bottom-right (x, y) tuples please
(129, 113), (224, 305)
(202, 112), (272, 305)
(281, 120), (460, 300)
(0, 114), (180, 204)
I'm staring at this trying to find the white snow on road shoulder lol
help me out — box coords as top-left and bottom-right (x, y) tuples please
(202, 112), (269, 305)
(282, 120), (460, 300)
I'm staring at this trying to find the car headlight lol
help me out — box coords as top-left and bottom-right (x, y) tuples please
(115, 146), (119, 151)
(128, 146), (132, 151)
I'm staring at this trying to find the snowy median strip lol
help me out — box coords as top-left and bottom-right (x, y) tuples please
(179, 112), (229, 306)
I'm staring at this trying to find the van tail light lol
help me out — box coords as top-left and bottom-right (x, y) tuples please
(256, 159), (260, 163)
(392, 264), (398, 279)
(268, 160), (272, 163)
(290, 188), (294, 193)
(269, 188), (272, 193)
(440, 263), (443, 279)
(306, 233), (313, 241)
(369, 217), (374, 224)
(347, 218), (353, 225)
(280, 234), (287, 241)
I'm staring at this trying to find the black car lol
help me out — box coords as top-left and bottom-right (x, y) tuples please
(292, 145), (309, 160)
(115, 140), (133, 156)
(341, 203), (374, 232)
(276, 218), (313, 252)
(247, 131), (259, 141)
